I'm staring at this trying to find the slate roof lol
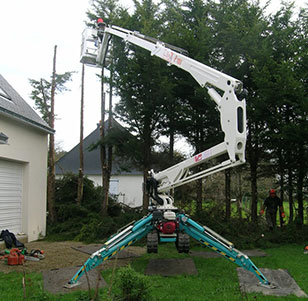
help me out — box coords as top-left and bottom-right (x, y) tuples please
(56, 119), (142, 176)
(0, 74), (53, 133)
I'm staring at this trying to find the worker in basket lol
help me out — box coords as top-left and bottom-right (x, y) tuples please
(260, 189), (285, 230)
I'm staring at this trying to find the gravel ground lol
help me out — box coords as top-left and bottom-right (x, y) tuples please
(0, 241), (146, 274)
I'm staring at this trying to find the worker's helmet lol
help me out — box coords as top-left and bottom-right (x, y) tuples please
(269, 189), (276, 195)
(97, 18), (105, 28)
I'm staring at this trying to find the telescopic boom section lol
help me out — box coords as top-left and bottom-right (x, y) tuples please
(80, 22), (246, 193)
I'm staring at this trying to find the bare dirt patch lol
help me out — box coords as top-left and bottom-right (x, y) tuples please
(0, 240), (146, 274)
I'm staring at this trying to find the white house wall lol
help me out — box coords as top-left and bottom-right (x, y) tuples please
(88, 174), (143, 207)
(0, 115), (48, 242)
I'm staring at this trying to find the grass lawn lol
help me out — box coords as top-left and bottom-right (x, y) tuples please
(1, 243), (306, 300)
(103, 243), (308, 301)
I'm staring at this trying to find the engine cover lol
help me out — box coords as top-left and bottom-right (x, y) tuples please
(160, 221), (176, 234)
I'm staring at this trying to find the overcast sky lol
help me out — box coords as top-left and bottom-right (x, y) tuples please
(0, 0), (307, 152)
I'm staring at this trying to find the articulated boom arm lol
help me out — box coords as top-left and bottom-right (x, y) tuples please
(81, 23), (246, 194)
(152, 142), (244, 194)
(66, 215), (153, 287)
(67, 212), (271, 288)
(178, 214), (270, 286)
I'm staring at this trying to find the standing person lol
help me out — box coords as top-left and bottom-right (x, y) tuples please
(260, 189), (285, 230)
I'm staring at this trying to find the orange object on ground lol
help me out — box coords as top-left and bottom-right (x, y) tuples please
(7, 248), (24, 265)
(18, 253), (24, 264)
(8, 252), (18, 265)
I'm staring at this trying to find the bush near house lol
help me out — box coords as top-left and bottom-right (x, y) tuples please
(47, 173), (143, 242)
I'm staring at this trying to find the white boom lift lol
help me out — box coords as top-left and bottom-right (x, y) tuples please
(65, 19), (275, 289)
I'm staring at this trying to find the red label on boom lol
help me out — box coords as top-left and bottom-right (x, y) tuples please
(194, 150), (212, 163)
(163, 49), (182, 66)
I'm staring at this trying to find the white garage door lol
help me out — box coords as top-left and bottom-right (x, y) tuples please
(0, 160), (23, 234)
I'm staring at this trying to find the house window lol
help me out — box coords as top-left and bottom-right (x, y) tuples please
(109, 179), (119, 195)
(0, 132), (8, 144)
(0, 87), (12, 103)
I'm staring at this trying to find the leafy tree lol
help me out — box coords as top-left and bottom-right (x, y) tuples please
(86, 0), (123, 25)
(161, 0), (223, 212)
(210, 0), (271, 222)
(291, 6), (308, 225)
(29, 72), (73, 125)
(159, 0), (188, 162)
(55, 142), (67, 161)
(252, 3), (308, 224)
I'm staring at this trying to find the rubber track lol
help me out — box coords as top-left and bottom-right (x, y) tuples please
(147, 231), (158, 253)
(177, 233), (190, 253)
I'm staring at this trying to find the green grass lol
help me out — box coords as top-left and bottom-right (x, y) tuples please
(0, 271), (104, 300)
(0, 243), (307, 300)
(102, 243), (308, 301)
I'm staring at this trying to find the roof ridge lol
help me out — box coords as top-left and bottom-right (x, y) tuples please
(0, 74), (53, 133)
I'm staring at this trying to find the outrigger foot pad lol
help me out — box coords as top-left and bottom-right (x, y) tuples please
(64, 281), (81, 289)
(258, 282), (277, 289)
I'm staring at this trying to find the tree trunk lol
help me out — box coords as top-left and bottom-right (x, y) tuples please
(77, 64), (85, 206)
(107, 70), (113, 197)
(143, 169), (149, 211)
(47, 45), (57, 223)
(195, 142), (203, 213)
(102, 165), (110, 215)
(196, 178), (203, 214)
(247, 123), (259, 224)
(296, 145), (304, 225)
(169, 129), (174, 162)
(278, 152), (284, 227)
(100, 67), (108, 215)
(250, 162), (258, 223)
(236, 171), (242, 219)
(225, 169), (231, 221)
(142, 125), (151, 211)
(102, 70), (114, 214)
(288, 167), (294, 223)
(297, 174), (304, 225)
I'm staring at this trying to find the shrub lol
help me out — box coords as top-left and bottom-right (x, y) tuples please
(55, 173), (103, 210)
(56, 204), (90, 222)
(75, 215), (116, 243)
(114, 265), (152, 301)
(48, 173), (120, 241)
